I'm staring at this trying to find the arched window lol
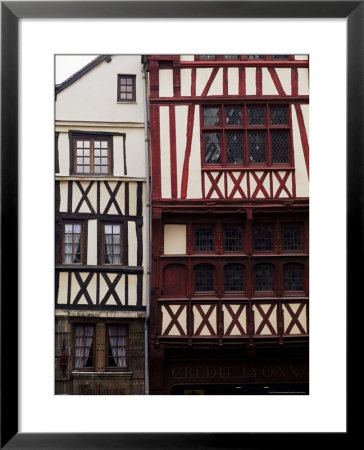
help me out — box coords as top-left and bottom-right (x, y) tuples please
(195, 264), (214, 292)
(254, 264), (273, 291)
(284, 263), (304, 291)
(224, 264), (244, 291)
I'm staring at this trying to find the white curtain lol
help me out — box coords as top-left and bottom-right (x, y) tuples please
(109, 325), (126, 367)
(74, 326), (93, 368)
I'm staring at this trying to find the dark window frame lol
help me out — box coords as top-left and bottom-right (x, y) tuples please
(101, 222), (124, 266)
(200, 103), (293, 169)
(254, 263), (275, 293)
(224, 263), (245, 292)
(72, 323), (96, 371)
(194, 263), (216, 293)
(283, 262), (304, 292)
(71, 133), (113, 175)
(105, 324), (128, 370)
(193, 225), (215, 253)
(62, 221), (85, 265)
(117, 74), (136, 102)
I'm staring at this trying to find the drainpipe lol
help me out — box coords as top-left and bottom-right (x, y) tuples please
(142, 58), (151, 395)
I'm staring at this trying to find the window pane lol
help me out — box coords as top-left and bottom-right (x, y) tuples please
(195, 264), (214, 291)
(76, 166), (83, 173)
(84, 141), (90, 148)
(270, 106), (287, 125)
(254, 226), (272, 251)
(255, 264), (273, 291)
(227, 132), (243, 164)
(248, 55), (264, 59)
(65, 224), (73, 233)
(204, 132), (221, 164)
(226, 107), (242, 125)
(284, 264), (303, 290)
(74, 325), (94, 368)
(195, 227), (214, 251)
(273, 55), (289, 59)
(249, 132), (266, 163)
(199, 55), (215, 60)
(223, 55), (239, 59)
(94, 149), (100, 156)
(105, 225), (112, 234)
(224, 264), (244, 291)
(101, 141), (108, 148)
(248, 107), (265, 125)
(283, 226), (302, 251)
(224, 226), (243, 251)
(113, 225), (120, 233)
(272, 132), (289, 163)
(203, 107), (220, 126)
(108, 325), (127, 367)
(94, 141), (100, 148)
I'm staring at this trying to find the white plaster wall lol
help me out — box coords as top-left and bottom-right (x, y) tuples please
(180, 55), (194, 61)
(275, 68), (292, 95)
(59, 181), (68, 212)
(262, 68), (279, 95)
(58, 132), (70, 175)
(162, 305), (187, 335)
(87, 220), (97, 265)
(159, 69), (174, 97)
(223, 305), (247, 335)
(208, 68), (223, 95)
(180, 68), (192, 96)
(57, 272), (68, 304)
(196, 68), (213, 96)
(283, 303), (307, 334)
(175, 105), (189, 198)
(56, 55), (145, 123)
(128, 274), (138, 306)
(164, 224), (187, 254)
(187, 105), (202, 199)
(245, 68), (256, 95)
(113, 135), (125, 176)
(128, 221), (138, 266)
(159, 106), (171, 198)
(298, 68), (309, 95)
(295, 55), (309, 60)
(291, 105), (309, 198)
(124, 129), (145, 178)
(228, 68), (239, 95)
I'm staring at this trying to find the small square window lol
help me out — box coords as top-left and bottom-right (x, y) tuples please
(118, 75), (136, 102)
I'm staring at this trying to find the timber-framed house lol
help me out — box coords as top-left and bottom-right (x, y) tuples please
(146, 54), (309, 394)
(55, 56), (147, 395)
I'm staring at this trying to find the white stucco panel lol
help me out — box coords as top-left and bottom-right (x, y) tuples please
(160, 106), (171, 198)
(113, 135), (125, 177)
(245, 68), (256, 95)
(57, 272), (68, 304)
(223, 304), (247, 335)
(253, 304), (277, 335)
(128, 274), (138, 306)
(175, 105), (189, 198)
(228, 68), (239, 95)
(262, 68), (279, 95)
(180, 68), (192, 96)
(164, 224), (187, 254)
(291, 105), (309, 198)
(207, 68), (223, 96)
(193, 305), (217, 335)
(298, 68), (309, 95)
(159, 69), (174, 97)
(128, 221), (138, 266)
(196, 68), (213, 96)
(187, 105), (202, 199)
(58, 132), (70, 175)
(87, 220), (97, 265)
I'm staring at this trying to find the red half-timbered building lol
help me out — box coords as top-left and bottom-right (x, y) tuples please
(146, 54), (309, 395)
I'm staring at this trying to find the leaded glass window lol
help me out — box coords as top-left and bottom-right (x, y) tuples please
(283, 226), (302, 251)
(195, 226), (214, 252)
(103, 224), (122, 264)
(248, 55), (264, 59)
(204, 107), (220, 126)
(249, 132), (266, 163)
(204, 132), (221, 164)
(195, 264), (214, 291)
(271, 132), (289, 163)
(224, 226), (243, 251)
(255, 264), (273, 291)
(226, 107), (242, 126)
(284, 264), (304, 291)
(270, 107), (287, 125)
(224, 264), (244, 291)
(248, 107), (265, 125)
(63, 223), (82, 264)
(199, 55), (215, 60)
(254, 226), (272, 251)
(223, 55), (239, 59)
(227, 132), (244, 164)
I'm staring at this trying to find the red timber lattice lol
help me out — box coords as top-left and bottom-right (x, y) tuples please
(203, 169), (296, 199)
(147, 56), (309, 202)
(156, 300), (308, 342)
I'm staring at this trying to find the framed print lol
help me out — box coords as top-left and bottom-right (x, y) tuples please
(1, 1), (357, 448)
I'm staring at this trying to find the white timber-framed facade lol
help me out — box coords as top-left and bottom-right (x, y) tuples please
(55, 55), (148, 395)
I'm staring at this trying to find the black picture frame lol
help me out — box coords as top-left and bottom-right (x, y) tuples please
(1, 1), (356, 448)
